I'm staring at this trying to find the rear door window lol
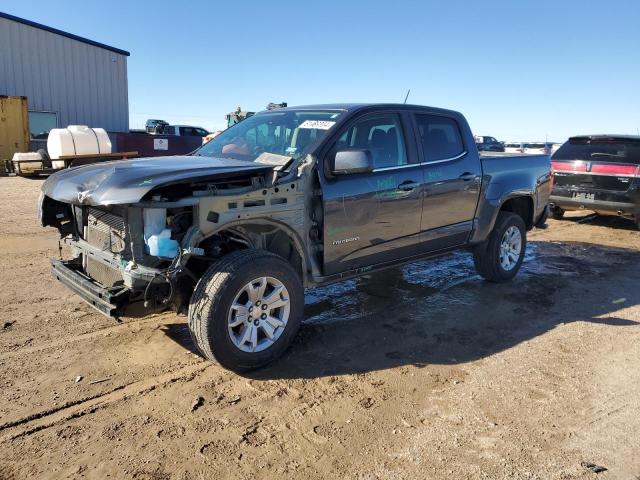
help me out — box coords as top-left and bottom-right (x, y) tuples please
(414, 114), (465, 162)
(553, 139), (640, 163)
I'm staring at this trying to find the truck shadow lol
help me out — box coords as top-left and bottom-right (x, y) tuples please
(557, 213), (638, 231)
(162, 241), (640, 379)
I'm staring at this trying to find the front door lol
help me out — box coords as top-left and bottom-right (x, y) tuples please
(321, 112), (424, 276)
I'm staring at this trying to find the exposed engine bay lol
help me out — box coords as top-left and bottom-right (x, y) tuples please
(40, 157), (324, 317)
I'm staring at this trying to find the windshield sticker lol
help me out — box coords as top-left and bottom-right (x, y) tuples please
(286, 147), (297, 155)
(254, 152), (292, 166)
(298, 120), (335, 130)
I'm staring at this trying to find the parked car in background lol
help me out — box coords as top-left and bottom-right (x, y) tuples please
(163, 125), (210, 137)
(505, 142), (561, 155)
(475, 135), (505, 152)
(505, 142), (525, 153)
(524, 143), (550, 155)
(550, 135), (640, 227)
(145, 119), (169, 134)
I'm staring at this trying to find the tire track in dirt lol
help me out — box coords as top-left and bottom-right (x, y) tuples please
(0, 362), (210, 442)
(0, 314), (181, 361)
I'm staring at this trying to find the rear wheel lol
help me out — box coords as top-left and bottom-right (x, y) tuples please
(473, 212), (527, 283)
(188, 250), (303, 372)
(550, 206), (565, 220)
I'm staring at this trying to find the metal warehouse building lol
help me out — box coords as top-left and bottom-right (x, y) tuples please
(0, 11), (130, 141)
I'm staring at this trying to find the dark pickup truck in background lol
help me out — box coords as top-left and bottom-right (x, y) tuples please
(40, 103), (551, 371)
(475, 135), (505, 152)
(550, 135), (640, 227)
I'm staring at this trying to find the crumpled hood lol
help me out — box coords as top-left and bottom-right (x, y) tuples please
(41, 155), (274, 205)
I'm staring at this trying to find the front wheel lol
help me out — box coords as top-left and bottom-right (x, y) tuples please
(188, 250), (304, 372)
(473, 212), (527, 283)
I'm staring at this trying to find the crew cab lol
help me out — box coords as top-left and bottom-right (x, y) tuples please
(550, 135), (640, 227)
(39, 104), (551, 372)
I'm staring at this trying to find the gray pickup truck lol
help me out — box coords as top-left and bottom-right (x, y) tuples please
(40, 103), (551, 371)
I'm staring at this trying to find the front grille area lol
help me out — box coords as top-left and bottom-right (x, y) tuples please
(86, 258), (124, 287)
(86, 209), (127, 253)
(85, 208), (128, 287)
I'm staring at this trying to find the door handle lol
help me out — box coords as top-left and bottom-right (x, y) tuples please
(397, 181), (420, 191)
(459, 172), (476, 181)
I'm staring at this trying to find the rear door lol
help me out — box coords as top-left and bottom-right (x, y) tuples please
(552, 138), (640, 195)
(321, 111), (424, 276)
(412, 112), (482, 250)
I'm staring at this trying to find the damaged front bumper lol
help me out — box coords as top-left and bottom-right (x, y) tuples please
(54, 236), (166, 317)
(54, 227), (201, 317)
(51, 258), (130, 317)
(65, 236), (163, 286)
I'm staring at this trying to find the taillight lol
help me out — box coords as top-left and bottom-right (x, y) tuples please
(551, 161), (587, 172)
(589, 164), (639, 176)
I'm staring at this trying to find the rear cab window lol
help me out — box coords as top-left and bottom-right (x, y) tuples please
(414, 114), (465, 162)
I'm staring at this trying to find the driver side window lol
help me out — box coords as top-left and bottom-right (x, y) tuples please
(335, 113), (408, 169)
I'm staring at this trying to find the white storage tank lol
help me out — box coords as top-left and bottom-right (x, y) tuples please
(12, 152), (43, 174)
(47, 126), (112, 168)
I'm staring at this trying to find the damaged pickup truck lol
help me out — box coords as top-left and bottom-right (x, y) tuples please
(39, 103), (551, 371)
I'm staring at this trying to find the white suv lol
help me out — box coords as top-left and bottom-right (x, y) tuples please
(162, 125), (210, 137)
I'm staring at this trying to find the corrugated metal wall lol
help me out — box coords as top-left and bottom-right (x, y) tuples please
(0, 16), (129, 132)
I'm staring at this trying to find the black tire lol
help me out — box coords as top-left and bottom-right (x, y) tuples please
(188, 249), (303, 372)
(473, 212), (527, 283)
(550, 206), (565, 220)
(535, 204), (550, 228)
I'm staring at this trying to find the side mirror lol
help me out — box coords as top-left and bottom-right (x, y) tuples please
(333, 149), (374, 175)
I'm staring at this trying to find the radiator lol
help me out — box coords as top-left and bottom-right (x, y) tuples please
(85, 208), (127, 287)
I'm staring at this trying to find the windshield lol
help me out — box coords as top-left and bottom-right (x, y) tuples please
(196, 110), (343, 165)
(553, 138), (640, 163)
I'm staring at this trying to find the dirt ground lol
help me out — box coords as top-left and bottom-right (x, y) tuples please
(1, 176), (639, 480)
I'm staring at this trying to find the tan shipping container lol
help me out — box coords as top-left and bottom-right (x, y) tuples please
(0, 96), (30, 161)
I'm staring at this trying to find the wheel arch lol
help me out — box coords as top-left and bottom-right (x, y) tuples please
(499, 195), (535, 229)
(470, 192), (535, 245)
(197, 218), (310, 283)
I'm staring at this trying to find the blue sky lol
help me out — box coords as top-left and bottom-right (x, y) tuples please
(3, 0), (640, 141)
